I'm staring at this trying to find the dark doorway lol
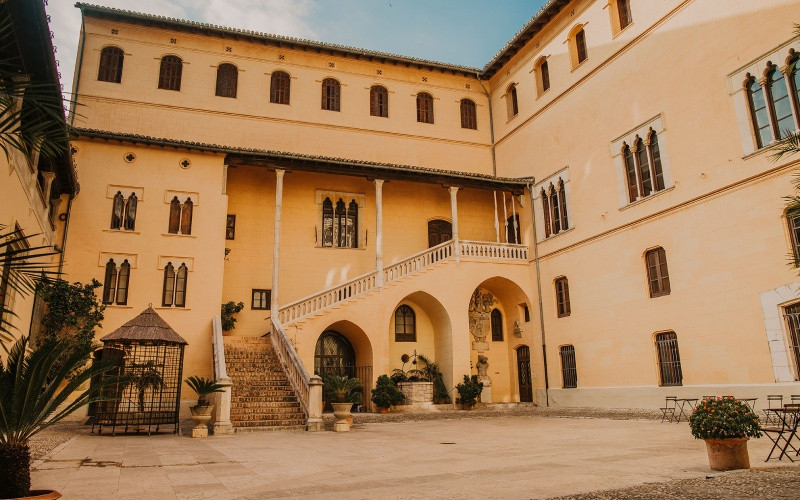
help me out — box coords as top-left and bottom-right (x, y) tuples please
(428, 219), (452, 248)
(506, 214), (521, 244)
(314, 330), (355, 378)
(516, 345), (533, 402)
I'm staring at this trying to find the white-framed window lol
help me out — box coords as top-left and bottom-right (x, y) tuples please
(610, 115), (673, 207)
(533, 168), (572, 241)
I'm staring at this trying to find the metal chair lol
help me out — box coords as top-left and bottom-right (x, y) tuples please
(763, 403), (800, 462)
(660, 396), (677, 423)
(764, 395), (784, 425)
(738, 398), (758, 411)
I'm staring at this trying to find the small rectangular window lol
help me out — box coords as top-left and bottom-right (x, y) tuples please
(521, 304), (530, 323)
(645, 247), (670, 298)
(559, 345), (577, 388)
(555, 277), (570, 317)
(655, 332), (682, 386)
(252, 289), (271, 310)
(226, 215), (236, 240)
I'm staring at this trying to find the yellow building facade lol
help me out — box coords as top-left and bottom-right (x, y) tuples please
(52, 0), (800, 422)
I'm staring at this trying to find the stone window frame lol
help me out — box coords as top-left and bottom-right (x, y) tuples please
(314, 190), (366, 249)
(532, 167), (573, 242)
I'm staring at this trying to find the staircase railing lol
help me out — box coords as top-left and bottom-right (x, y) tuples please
(278, 270), (378, 323)
(460, 240), (529, 261)
(270, 317), (323, 431)
(211, 315), (233, 434)
(382, 240), (454, 282)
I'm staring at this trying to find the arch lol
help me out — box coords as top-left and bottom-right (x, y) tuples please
(168, 196), (181, 234)
(370, 85), (389, 117)
(416, 92), (434, 123)
(460, 98), (477, 129)
(648, 129), (665, 191)
(270, 70), (291, 104)
(317, 321), (374, 405)
(322, 78), (341, 111)
(609, 0), (632, 34)
(540, 187), (551, 238)
(622, 142), (638, 202)
(789, 53), (800, 116)
(215, 63), (238, 98)
(635, 136), (652, 197)
(158, 55), (183, 91)
(347, 199), (358, 247)
(335, 198), (346, 247)
(557, 178), (568, 230)
(175, 263), (188, 307)
(548, 183), (560, 233)
(98, 46), (124, 83)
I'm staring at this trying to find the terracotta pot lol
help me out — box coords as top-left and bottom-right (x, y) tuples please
(379, 407), (389, 414)
(11, 490), (61, 500)
(704, 437), (750, 471)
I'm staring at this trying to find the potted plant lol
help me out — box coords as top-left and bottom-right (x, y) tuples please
(323, 375), (362, 432)
(418, 354), (451, 405)
(0, 336), (113, 499)
(220, 301), (245, 333)
(185, 376), (224, 437)
(371, 375), (405, 413)
(455, 374), (484, 410)
(689, 396), (762, 471)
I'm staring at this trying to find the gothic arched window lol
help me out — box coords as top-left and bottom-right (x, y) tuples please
(175, 263), (188, 307)
(162, 263), (175, 307)
(490, 308), (503, 341)
(103, 259), (117, 304)
(394, 305), (416, 342)
(168, 197), (181, 234)
(322, 197), (334, 247)
(215, 63), (238, 98)
(181, 198), (193, 235)
(270, 71), (290, 104)
(116, 260), (130, 305)
(111, 192), (124, 229)
(123, 193), (137, 231)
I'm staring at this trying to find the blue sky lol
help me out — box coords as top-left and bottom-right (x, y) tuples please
(48, 1), (548, 95)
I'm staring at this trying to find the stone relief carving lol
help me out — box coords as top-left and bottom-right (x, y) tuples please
(469, 289), (495, 353)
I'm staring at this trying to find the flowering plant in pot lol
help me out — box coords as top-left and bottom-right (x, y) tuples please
(371, 375), (405, 413)
(689, 397), (761, 471)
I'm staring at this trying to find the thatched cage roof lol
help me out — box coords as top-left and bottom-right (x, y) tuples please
(101, 307), (188, 345)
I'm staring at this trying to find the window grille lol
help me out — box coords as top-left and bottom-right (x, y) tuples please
(560, 345), (577, 388)
(394, 305), (416, 342)
(783, 303), (800, 380)
(655, 332), (682, 386)
(617, 0), (632, 30)
(575, 29), (588, 64)
(555, 277), (570, 317)
(417, 92), (434, 123)
(370, 86), (388, 117)
(270, 71), (290, 104)
(215, 63), (238, 98)
(158, 56), (183, 91)
(98, 47), (124, 83)
(645, 247), (670, 297)
(491, 308), (503, 341)
(460, 99), (476, 129)
(322, 78), (340, 111)
(252, 289), (271, 310)
(226, 214), (236, 240)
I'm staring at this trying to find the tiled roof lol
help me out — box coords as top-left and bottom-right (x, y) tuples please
(101, 307), (188, 345)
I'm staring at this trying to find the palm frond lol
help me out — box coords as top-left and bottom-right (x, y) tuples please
(771, 131), (800, 162)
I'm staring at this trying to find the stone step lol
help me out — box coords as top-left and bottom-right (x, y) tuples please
(233, 424), (306, 433)
(231, 402), (301, 410)
(231, 414), (306, 422)
(232, 395), (298, 402)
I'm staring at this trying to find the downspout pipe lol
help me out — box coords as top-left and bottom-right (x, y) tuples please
(57, 194), (73, 275)
(528, 182), (549, 407)
(475, 73), (497, 178)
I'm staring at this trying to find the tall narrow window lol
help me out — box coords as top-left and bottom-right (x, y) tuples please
(168, 197), (181, 234)
(507, 84), (519, 118)
(768, 66), (794, 139)
(506, 214), (520, 244)
(111, 191), (124, 230)
(747, 76), (772, 149)
(180, 198), (193, 235)
(394, 305), (416, 342)
(347, 199), (358, 248)
(623, 144), (638, 203)
(124, 193), (137, 231)
(648, 130), (665, 191)
(791, 57), (800, 119)
(97, 47), (124, 83)
(116, 260), (130, 305)
(788, 210), (800, 263)
(162, 263), (175, 307)
(645, 247), (671, 297)
(417, 92), (434, 123)
(226, 214), (236, 240)
(102, 259), (117, 305)
(335, 199), (346, 248)
(555, 277), (570, 317)
(158, 55), (183, 91)
(635, 137), (652, 197)
(322, 78), (340, 111)
(322, 197), (334, 247)
(490, 308), (503, 341)
(460, 99), (477, 129)
(549, 184), (561, 234)
(215, 63), (238, 98)
(655, 332), (682, 386)
(174, 263), (188, 307)
(617, 0), (632, 30)
(558, 179), (569, 231)
(370, 85), (388, 117)
(270, 71), (291, 104)
(575, 29), (588, 64)
(784, 303), (800, 380)
(535, 58), (550, 95)
(560, 345), (577, 388)
(541, 188), (551, 238)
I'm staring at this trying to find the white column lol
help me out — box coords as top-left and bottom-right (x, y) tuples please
(511, 194), (518, 244)
(782, 66), (800, 132)
(493, 191), (500, 243)
(758, 76), (779, 142)
(502, 192), (508, 242)
(375, 179), (385, 287)
(271, 169), (285, 313)
(449, 186), (460, 264)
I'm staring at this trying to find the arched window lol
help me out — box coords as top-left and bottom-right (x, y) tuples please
(791, 56), (800, 117)
(314, 330), (356, 378)
(370, 85), (388, 117)
(558, 179), (568, 230)
(116, 260), (130, 305)
(490, 308), (503, 341)
(623, 131), (667, 203)
(623, 143), (637, 203)
(559, 345), (577, 388)
(162, 263), (175, 307)
(102, 259), (117, 304)
(655, 332), (682, 386)
(417, 92), (434, 123)
(507, 84), (519, 118)
(158, 55), (183, 91)
(645, 247), (670, 297)
(124, 193), (137, 231)
(270, 71), (291, 104)
(335, 199), (346, 247)
(322, 78), (340, 111)
(460, 99), (476, 129)
(394, 305), (416, 342)
(215, 63), (238, 98)
(175, 263), (188, 307)
(635, 137), (652, 198)
(555, 276), (570, 317)
(506, 214), (520, 244)
(535, 58), (550, 96)
(322, 197), (333, 247)
(98, 47), (124, 83)
(181, 198), (193, 235)
(549, 184), (560, 234)
(347, 199), (358, 248)
(768, 65), (794, 139)
(541, 188), (551, 238)
(111, 191), (124, 229)
(168, 196), (181, 234)
(747, 75), (772, 149)
(617, 0), (632, 31)
(649, 130), (665, 191)
(427, 219), (452, 247)
(569, 26), (588, 68)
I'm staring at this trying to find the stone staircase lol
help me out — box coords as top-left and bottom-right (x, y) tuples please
(223, 336), (307, 432)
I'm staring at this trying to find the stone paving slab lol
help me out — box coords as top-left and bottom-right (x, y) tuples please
(30, 415), (799, 499)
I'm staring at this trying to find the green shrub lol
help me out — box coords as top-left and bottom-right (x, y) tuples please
(455, 374), (484, 408)
(220, 301), (245, 331)
(185, 375), (225, 406)
(323, 375), (362, 403)
(689, 397), (762, 440)
(371, 375), (405, 409)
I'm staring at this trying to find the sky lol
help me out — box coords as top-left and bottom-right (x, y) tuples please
(46, 0), (549, 96)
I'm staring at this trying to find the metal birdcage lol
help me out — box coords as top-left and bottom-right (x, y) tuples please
(93, 307), (187, 435)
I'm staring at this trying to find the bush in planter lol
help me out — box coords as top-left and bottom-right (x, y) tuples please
(417, 354), (451, 404)
(689, 397), (762, 440)
(371, 375), (405, 410)
(185, 376), (225, 407)
(455, 375), (484, 408)
(323, 375), (363, 403)
(220, 301), (245, 332)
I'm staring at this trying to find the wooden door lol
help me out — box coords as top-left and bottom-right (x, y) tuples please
(516, 345), (533, 402)
(428, 220), (452, 248)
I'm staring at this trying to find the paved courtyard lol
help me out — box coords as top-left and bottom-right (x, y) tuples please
(32, 415), (798, 499)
